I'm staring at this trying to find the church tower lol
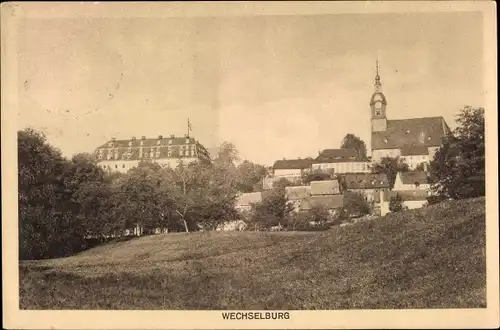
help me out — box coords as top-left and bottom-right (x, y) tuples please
(370, 59), (387, 132)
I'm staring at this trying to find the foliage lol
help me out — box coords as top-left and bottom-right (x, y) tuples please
(371, 156), (409, 188)
(272, 177), (295, 190)
(249, 186), (294, 230)
(235, 160), (267, 193)
(340, 133), (367, 159)
(18, 129), (241, 259)
(389, 194), (405, 213)
(429, 106), (485, 199)
(343, 192), (371, 218)
(285, 206), (330, 231)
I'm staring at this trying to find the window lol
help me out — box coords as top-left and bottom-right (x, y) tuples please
(115, 165), (118, 168)
(168, 151), (172, 157)
(98, 155), (103, 160)
(128, 141), (132, 147)
(427, 136), (432, 141)
(122, 164), (125, 168)
(186, 138), (190, 144)
(375, 110), (381, 116)
(140, 141), (144, 146)
(157, 140), (161, 145)
(405, 129), (410, 134)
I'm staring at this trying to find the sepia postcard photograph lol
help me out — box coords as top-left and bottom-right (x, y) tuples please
(2, 1), (498, 329)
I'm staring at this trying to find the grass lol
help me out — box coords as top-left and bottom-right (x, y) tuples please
(19, 197), (486, 309)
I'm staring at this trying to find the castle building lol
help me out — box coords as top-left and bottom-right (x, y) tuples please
(369, 60), (452, 167)
(95, 134), (211, 173)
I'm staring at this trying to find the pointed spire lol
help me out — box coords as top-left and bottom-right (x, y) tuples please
(375, 57), (381, 91)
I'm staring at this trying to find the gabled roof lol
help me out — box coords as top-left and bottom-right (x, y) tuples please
(236, 192), (262, 207)
(399, 171), (429, 185)
(315, 149), (367, 163)
(372, 117), (451, 150)
(310, 180), (341, 196)
(341, 173), (390, 189)
(400, 145), (430, 156)
(300, 195), (344, 210)
(383, 190), (429, 202)
(97, 136), (200, 149)
(273, 158), (314, 170)
(285, 186), (311, 200)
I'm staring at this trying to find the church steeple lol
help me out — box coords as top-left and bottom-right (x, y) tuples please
(370, 58), (387, 132)
(375, 58), (382, 92)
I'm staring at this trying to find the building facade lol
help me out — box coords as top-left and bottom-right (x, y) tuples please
(95, 135), (211, 173)
(312, 148), (370, 174)
(369, 61), (451, 164)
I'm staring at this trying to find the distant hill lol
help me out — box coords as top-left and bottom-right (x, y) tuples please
(20, 197), (485, 309)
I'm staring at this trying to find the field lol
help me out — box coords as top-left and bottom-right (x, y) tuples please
(19, 197), (486, 309)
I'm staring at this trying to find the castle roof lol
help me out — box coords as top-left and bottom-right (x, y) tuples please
(372, 117), (451, 150)
(273, 158), (314, 170)
(341, 173), (390, 189)
(97, 136), (202, 149)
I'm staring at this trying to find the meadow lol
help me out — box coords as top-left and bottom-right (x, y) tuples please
(19, 197), (486, 310)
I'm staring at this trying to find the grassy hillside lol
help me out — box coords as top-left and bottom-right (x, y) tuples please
(19, 197), (486, 309)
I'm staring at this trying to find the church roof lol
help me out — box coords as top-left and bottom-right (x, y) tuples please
(400, 145), (429, 156)
(372, 116), (451, 150)
(273, 158), (314, 170)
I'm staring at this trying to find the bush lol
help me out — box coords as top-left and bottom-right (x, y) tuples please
(389, 194), (405, 213)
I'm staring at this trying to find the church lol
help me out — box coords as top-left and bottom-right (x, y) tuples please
(369, 61), (452, 169)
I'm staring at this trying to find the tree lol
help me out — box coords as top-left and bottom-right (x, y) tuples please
(18, 128), (86, 259)
(250, 186), (294, 230)
(389, 194), (404, 213)
(371, 156), (409, 188)
(214, 141), (239, 166)
(429, 106), (485, 199)
(341, 134), (367, 159)
(235, 160), (267, 193)
(343, 192), (371, 218)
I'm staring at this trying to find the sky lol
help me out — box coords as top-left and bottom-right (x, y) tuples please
(17, 11), (485, 166)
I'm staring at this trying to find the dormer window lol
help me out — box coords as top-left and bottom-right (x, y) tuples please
(427, 136), (432, 141)
(108, 142), (113, 147)
(128, 141), (133, 147)
(185, 138), (190, 144)
(168, 140), (173, 145)
(383, 137), (388, 143)
(140, 141), (144, 146)
(405, 129), (410, 134)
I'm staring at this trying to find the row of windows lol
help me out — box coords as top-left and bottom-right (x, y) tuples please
(108, 138), (192, 148)
(98, 149), (197, 160)
(100, 144), (196, 153)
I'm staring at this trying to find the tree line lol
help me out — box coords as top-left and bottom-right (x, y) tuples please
(18, 106), (485, 259)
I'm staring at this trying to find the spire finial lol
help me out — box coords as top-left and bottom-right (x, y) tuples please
(375, 57), (381, 91)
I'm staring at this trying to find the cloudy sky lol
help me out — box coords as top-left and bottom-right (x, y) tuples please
(17, 10), (484, 165)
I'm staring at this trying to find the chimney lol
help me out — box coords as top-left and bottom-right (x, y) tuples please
(170, 134), (175, 138)
(131, 136), (136, 141)
(141, 136), (146, 140)
(158, 135), (163, 140)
